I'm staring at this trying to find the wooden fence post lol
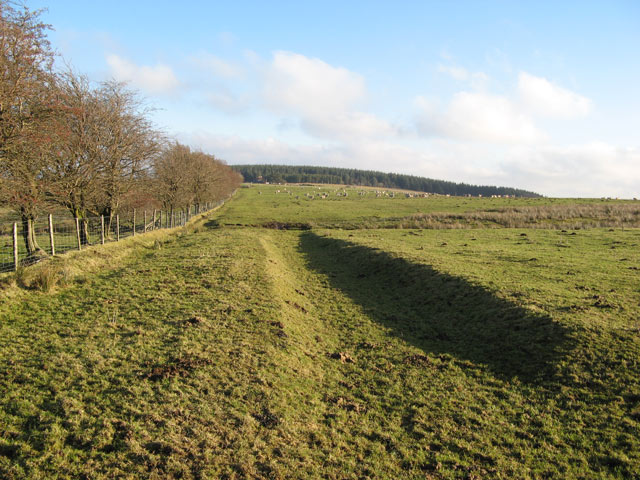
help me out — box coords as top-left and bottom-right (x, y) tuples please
(13, 223), (18, 271)
(75, 218), (82, 250)
(153, 210), (157, 230)
(144, 211), (147, 233)
(133, 209), (136, 236)
(116, 215), (120, 241)
(100, 215), (105, 245)
(48, 214), (55, 256)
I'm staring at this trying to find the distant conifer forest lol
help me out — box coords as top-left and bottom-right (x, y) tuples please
(233, 165), (541, 197)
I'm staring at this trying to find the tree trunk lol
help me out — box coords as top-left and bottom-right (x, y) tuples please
(20, 214), (45, 257)
(74, 217), (90, 246)
(100, 206), (114, 238)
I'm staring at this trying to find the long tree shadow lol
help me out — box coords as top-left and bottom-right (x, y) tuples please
(300, 232), (570, 384)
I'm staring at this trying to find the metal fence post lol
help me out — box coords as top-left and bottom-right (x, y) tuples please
(144, 211), (147, 233)
(153, 209), (157, 230)
(13, 223), (18, 271)
(48, 214), (55, 256)
(101, 215), (105, 245)
(133, 209), (136, 236)
(116, 215), (120, 241)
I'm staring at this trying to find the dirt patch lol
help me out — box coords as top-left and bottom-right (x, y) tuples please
(328, 396), (366, 413)
(144, 355), (211, 381)
(181, 316), (205, 327)
(262, 221), (312, 230)
(252, 407), (280, 428)
(592, 295), (614, 308)
(145, 441), (174, 455)
(329, 352), (355, 363)
(285, 300), (308, 314)
(403, 354), (432, 366)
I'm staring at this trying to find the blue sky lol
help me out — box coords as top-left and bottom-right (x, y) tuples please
(30, 0), (640, 197)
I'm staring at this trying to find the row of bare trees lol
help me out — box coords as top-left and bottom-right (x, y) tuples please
(0, 2), (242, 256)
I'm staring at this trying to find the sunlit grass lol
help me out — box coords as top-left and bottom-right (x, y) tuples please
(0, 188), (638, 478)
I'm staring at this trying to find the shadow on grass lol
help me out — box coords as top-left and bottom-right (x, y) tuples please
(204, 219), (220, 229)
(300, 232), (569, 383)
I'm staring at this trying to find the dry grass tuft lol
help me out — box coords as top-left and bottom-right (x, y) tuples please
(398, 203), (640, 230)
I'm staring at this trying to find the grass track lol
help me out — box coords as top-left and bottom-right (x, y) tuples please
(0, 191), (639, 478)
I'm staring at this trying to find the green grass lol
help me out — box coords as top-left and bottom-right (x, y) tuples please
(220, 185), (640, 229)
(0, 187), (639, 478)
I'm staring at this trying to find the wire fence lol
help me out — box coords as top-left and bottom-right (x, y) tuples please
(0, 202), (222, 273)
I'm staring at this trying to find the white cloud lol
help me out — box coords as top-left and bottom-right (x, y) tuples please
(264, 51), (394, 139)
(182, 131), (436, 173)
(171, 52), (635, 198)
(190, 52), (243, 79)
(206, 89), (248, 114)
(437, 64), (469, 81)
(265, 51), (364, 116)
(106, 54), (179, 94)
(502, 143), (640, 197)
(518, 72), (591, 118)
(416, 92), (544, 143)
(184, 133), (347, 165)
(182, 128), (640, 198)
(438, 64), (489, 90)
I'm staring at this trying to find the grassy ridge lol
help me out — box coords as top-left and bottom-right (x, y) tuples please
(0, 187), (639, 478)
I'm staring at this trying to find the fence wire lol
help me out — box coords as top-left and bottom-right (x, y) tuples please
(0, 202), (222, 274)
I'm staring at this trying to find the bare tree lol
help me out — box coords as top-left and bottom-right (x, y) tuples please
(47, 73), (163, 242)
(152, 142), (241, 219)
(185, 150), (239, 212)
(0, 1), (57, 255)
(91, 81), (163, 231)
(153, 142), (191, 218)
(45, 72), (103, 244)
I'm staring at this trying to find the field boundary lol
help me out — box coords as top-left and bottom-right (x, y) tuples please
(0, 198), (233, 274)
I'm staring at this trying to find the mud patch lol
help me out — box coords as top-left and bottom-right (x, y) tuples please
(327, 396), (366, 413)
(144, 355), (211, 381)
(262, 221), (312, 230)
(329, 352), (355, 363)
(403, 354), (432, 366)
(181, 316), (205, 327)
(285, 300), (308, 313)
(252, 407), (280, 428)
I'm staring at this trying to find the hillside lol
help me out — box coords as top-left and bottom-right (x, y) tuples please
(0, 187), (639, 479)
(233, 164), (542, 197)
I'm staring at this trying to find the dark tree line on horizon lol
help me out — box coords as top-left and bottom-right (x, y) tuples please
(233, 165), (541, 198)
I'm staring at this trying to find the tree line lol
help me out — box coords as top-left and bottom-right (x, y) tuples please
(0, 2), (242, 256)
(233, 165), (541, 198)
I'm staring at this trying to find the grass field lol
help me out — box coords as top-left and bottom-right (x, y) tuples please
(0, 186), (639, 479)
(219, 185), (640, 229)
